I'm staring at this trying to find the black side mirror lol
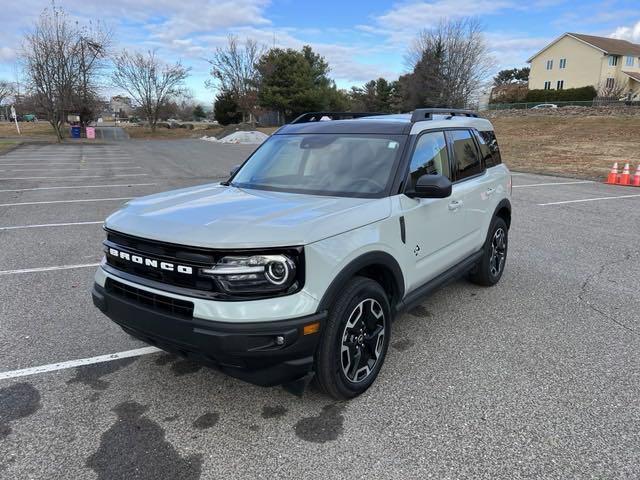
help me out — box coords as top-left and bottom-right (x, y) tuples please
(406, 174), (452, 199)
(230, 165), (240, 176)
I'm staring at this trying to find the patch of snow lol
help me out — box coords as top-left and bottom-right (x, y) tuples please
(201, 131), (269, 145)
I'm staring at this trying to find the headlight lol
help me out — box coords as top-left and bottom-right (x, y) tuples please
(201, 254), (299, 295)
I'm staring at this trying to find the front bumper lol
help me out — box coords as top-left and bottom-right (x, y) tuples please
(92, 282), (326, 386)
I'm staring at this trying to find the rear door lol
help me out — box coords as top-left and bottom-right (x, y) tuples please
(446, 129), (489, 251)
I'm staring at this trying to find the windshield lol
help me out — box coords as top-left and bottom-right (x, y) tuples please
(231, 134), (406, 197)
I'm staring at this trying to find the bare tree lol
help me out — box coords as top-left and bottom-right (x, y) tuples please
(21, 5), (109, 141)
(0, 80), (14, 106)
(596, 79), (627, 100)
(206, 36), (264, 122)
(75, 23), (110, 126)
(112, 50), (190, 131)
(402, 18), (494, 108)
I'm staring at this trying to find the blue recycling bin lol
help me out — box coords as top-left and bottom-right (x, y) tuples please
(71, 126), (82, 139)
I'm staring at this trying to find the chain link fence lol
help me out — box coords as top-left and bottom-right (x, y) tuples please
(487, 98), (639, 110)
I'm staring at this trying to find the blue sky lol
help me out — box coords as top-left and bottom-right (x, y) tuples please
(1, 0), (639, 105)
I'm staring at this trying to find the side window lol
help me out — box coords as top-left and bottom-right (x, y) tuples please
(476, 130), (502, 168)
(408, 131), (450, 184)
(448, 129), (483, 180)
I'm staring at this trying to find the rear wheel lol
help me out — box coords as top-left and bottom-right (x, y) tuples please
(469, 217), (508, 286)
(314, 276), (391, 400)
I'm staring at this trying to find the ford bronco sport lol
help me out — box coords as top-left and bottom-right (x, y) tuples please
(92, 108), (512, 400)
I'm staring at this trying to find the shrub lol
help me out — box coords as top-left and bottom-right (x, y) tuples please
(525, 86), (597, 102)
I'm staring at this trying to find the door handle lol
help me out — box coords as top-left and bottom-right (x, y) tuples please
(448, 200), (463, 211)
(485, 187), (496, 196)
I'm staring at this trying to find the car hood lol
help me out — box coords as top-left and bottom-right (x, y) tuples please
(105, 183), (391, 248)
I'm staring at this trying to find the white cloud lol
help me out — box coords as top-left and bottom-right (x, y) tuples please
(368, 0), (515, 45)
(377, 0), (512, 31)
(610, 20), (640, 43)
(0, 47), (17, 62)
(486, 33), (549, 66)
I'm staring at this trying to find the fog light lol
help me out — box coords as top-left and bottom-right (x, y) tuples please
(275, 335), (285, 345)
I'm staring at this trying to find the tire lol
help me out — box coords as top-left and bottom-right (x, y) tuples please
(314, 276), (391, 400)
(469, 216), (508, 286)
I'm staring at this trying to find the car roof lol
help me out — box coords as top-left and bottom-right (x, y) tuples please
(275, 113), (494, 135)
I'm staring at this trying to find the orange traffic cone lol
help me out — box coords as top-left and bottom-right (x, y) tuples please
(620, 163), (631, 185)
(606, 162), (619, 184)
(633, 165), (640, 187)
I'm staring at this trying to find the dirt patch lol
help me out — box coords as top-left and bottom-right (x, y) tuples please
(490, 114), (640, 179)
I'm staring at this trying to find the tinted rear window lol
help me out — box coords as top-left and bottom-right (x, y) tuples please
(477, 130), (502, 168)
(448, 129), (483, 180)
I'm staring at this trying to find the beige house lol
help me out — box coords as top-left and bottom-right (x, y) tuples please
(528, 33), (640, 99)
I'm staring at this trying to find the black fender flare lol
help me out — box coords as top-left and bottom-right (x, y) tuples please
(317, 251), (405, 312)
(492, 198), (512, 229)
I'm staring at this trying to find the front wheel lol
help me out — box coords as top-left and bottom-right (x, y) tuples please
(314, 276), (391, 400)
(469, 217), (508, 286)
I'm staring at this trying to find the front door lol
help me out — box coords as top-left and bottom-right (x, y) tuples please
(399, 130), (468, 292)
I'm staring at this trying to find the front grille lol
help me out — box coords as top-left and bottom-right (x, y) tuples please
(106, 278), (194, 318)
(103, 229), (304, 300)
(104, 230), (218, 292)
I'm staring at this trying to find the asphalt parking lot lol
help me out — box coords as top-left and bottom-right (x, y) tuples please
(0, 140), (639, 479)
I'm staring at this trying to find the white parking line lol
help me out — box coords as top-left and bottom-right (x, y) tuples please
(4, 156), (129, 160)
(3, 153), (131, 159)
(514, 181), (594, 188)
(4, 154), (131, 159)
(0, 197), (131, 207)
(0, 347), (161, 381)
(0, 162), (133, 166)
(0, 174), (148, 180)
(0, 221), (103, 231)
(539, 193), (640, 206)
(0, 262), (100, 275)
(6, 166), (142, 172)
(0, 183), (155, 193)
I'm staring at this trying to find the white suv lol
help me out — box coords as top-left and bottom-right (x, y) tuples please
(92, 108), (512, 399)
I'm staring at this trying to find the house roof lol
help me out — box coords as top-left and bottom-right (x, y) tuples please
(568, 33), (640, 56)
(527, 33), (640, 62)
(622, 71), (640, 82)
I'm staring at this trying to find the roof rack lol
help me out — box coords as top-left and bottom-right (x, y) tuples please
(290, 112), (386, 124)
(410, 108), (478, 122)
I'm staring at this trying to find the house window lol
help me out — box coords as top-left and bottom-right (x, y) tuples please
(606, 77), (615, 89)
(557, 80), (564, 90)
(559, 58), (567, 69)
(544, 81), (552, 90)
(626, 56), (635, 67)
(608, 55), (618, 66)
(546, 59), (553, 70)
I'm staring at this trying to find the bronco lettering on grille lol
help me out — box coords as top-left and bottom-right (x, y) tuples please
(108, 247), (193, 275)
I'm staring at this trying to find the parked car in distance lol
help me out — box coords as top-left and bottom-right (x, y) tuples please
(92, 108), (512, 400)
(531, 103), (558, 109)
